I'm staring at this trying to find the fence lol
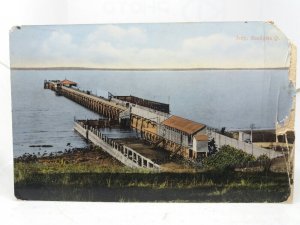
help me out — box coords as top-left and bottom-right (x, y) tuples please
(207, 128), (283, 159)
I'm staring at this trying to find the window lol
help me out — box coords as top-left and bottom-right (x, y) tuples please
(189, 149), (193, 158)
(188, 135), (192, 145)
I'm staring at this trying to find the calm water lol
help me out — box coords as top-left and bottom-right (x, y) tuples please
(11, 69), (294, 156)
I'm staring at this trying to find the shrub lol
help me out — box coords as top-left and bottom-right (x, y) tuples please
(208, 138), (218, 156)
(203, 145), (255, 171)
(256, 154), (271, 172)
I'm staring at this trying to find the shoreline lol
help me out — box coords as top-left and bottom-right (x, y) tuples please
(14, 145), (125, 171)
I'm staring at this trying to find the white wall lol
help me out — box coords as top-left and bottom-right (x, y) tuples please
(157, 125), (188, 146)
(158, 125), (208, 147)
(208, 129), (283, 159)
(238, 131), (251, 142)
(193, 138), (208, 153)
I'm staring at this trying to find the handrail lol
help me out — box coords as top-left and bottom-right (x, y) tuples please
(74, 121), (160, 170)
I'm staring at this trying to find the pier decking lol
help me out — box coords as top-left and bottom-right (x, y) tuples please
(74, 120), (160, 170)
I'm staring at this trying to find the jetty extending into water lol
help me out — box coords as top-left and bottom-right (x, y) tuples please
(44, 79), (284, 170)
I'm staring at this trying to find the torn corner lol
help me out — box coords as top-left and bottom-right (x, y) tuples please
(10, 26), (22, 33)
(275, 41), (297, 204)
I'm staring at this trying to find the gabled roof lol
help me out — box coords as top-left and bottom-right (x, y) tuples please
(194, 134), (208, 141)
(162, 115), (206, 135)
(61, 79), (77, 85)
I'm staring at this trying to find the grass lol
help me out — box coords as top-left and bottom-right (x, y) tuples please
(14, 161), (144, 181)
(13, 143), (292, 202)
(14, 161), (291, 202)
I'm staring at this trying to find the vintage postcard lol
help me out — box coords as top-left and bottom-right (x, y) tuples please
(10, 22), (296, 202)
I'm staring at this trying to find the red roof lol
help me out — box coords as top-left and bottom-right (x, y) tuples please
(61, 79), (77, 85)
(194, 134), (208, 141)
(162, 115), (206, 135)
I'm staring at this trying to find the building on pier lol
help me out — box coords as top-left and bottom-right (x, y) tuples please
(157, 115), (208, 159)
(61, 79), (77, 88)
(193, 134), (209, 158)
(158, 115), (207, 146)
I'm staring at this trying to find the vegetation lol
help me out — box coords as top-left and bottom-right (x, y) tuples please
(14, 169), (290, 202)
(220, 127), (234, 138)
(13, 145), (290, 202)
(14, 161), (286, 189)
(208, 138), (218, 156)
(256, 154), (272, 172)
(14, 161), (290, 202)
(203, 145), (256, 171)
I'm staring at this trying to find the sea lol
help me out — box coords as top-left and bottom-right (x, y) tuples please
(11, 69), (294, 156)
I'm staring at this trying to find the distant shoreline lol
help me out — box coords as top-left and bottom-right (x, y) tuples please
(11, 67), (288, 71)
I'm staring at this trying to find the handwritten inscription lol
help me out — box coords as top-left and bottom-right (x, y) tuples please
(236, 35), (280, 41)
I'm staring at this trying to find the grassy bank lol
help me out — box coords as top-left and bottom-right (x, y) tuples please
(14, 145), (291, 202)
(14, 162), (290, 202)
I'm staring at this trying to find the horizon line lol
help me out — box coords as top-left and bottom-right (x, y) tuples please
(11, 66), (289, 71)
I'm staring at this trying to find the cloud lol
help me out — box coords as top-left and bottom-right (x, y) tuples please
(179, 33), (289, 68)
(183, 34), (235, 52)
(38, 30), (80, 67)
(86, 25), (147, 44)
(11, 24), (289, 68)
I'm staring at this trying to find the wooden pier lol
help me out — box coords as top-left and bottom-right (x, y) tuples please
(44, 79), (283, 163)
(61, 86), (125, 121)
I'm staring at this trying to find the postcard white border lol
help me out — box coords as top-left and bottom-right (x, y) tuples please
(0, 0), (299, 225)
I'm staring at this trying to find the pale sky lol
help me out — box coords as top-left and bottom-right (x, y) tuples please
(10, 22), (290, 69)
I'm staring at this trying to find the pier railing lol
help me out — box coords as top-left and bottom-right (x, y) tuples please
(111, 97), (170, 123)
(74, 121), (160, 171)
